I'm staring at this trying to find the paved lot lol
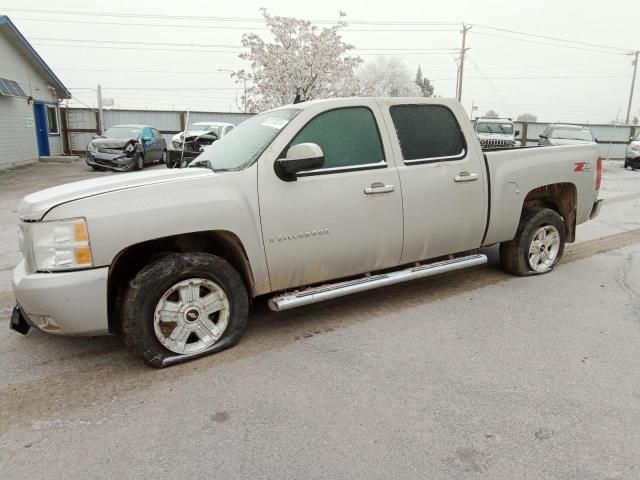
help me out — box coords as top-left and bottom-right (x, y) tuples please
(1, 160), (640, 479)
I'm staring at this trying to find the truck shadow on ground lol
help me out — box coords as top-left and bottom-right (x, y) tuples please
(1, 229), (639, 430)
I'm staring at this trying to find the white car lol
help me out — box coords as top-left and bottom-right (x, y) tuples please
(168, 121), (235, 167)
(625, 132), (640, 170)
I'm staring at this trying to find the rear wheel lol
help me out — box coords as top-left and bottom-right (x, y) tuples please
(121, 253), (249, 367)
(624, 159), (629, 169)
(159, 149), (167, 165)
(500, 207), (566, 276)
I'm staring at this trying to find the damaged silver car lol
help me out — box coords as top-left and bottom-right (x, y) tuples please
(167, 122), (234, 168)
(86, 124), (168, 172)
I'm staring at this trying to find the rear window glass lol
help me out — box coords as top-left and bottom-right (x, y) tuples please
(390, 105), (466, 161)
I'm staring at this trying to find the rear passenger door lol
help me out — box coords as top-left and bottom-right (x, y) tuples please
(380, 100), (488, 263)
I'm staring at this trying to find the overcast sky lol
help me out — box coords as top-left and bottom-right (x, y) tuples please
(2, 0), (639, 123)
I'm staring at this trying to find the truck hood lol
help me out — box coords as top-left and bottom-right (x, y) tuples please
(89, 137), (137, 149)
(19, 168), (213, 221)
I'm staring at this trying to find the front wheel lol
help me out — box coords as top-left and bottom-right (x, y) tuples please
(121, 253), (249, 367)
(135, 153), (145, 170)
(159, 149), (167, 164)
(500, 207), (566, 276)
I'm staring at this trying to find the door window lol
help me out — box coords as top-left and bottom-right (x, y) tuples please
(46, 105), (59, 135)
(290, 107), (385, 170)
(389, 105), (466, 163)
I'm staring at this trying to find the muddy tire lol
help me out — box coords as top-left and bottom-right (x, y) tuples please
(500, 207), (566, 276)
(121, 253), (249, 368)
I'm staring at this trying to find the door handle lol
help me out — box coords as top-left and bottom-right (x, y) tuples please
(364, 182), (395, 194)
(454, 172), (479, 182)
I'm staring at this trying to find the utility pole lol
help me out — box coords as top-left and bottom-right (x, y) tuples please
(625, 50), (639, 125)
(456, 24), (472, 102)
(96, 84), (104, 135)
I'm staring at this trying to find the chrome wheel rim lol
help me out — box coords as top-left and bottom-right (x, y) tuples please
(528, 225), (561, 272)
(153, 278), (230, 354)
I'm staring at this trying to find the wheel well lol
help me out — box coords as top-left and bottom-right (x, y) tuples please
(522, 183), (577, 242)
(107, 231), (255, 334)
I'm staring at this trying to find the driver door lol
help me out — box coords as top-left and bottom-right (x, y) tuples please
(258, 103), (404, 291)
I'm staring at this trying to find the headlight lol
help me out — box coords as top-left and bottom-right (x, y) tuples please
(87, 142), (96, 152)
(29, 218), (93, 271)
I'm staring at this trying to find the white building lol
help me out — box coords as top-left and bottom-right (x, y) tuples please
(0, 15), (70, 167)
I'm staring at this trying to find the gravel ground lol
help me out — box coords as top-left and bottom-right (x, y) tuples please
(1, 159), (640, 479)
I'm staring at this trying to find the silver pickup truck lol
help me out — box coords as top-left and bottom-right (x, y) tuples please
(11, 98), (603, 367)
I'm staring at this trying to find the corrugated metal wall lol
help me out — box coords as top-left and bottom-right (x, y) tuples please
(514, 121), (635, 159)
(64, 108), (253, 152)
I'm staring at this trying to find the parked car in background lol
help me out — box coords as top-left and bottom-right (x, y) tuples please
(625, 131), (640, 170)
(86, 124), (167, 172)
(473, 117), (519, 149)
(539, 124), (595, 146)
(167, 122), (235, 168)
(11, 97), (602, 367)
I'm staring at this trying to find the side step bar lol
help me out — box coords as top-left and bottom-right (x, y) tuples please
(268, 253), (488, 312)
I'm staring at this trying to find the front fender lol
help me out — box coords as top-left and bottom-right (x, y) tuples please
(43, 166), (271, 294)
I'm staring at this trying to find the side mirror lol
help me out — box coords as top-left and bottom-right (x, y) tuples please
(515, 130), (520, 137)
(141, 136), (152, 142)
(539, 134), (548, 139)
(275, 143), (324, 181)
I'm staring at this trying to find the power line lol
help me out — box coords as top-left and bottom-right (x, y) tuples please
(11, 17), (458, 33)
(472, 31), (629, 56)
(473, 24), (631, 54)
(3, 8), (460, 26)
(31, 36), (458, 53)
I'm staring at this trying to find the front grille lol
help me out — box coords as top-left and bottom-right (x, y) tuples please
(480, 139), (515, 149)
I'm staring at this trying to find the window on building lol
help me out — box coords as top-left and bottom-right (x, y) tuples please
(46, 104), (60, 135)
(390, 105), (466, 162)
(290, 107), (385, 170)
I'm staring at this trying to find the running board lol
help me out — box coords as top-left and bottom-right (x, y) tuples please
(268, 253), (488, 312)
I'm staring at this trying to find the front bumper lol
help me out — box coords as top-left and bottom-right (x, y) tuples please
(168, 149), (200, 165)
(626, 154), (640, 168)
(12, 260), (110, 336)
(590, 199), (603, 220)
(86, 151), (136, 172)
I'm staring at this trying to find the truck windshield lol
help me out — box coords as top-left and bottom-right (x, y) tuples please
(476, 122), (514, 134)
(551, 128), (592, 141)
(191, 109), (300, 171)
(103, 126), (142, 139)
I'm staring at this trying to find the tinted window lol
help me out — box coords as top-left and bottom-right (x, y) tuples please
(290, 107), (385, 169)
(390, 105), (465, 161)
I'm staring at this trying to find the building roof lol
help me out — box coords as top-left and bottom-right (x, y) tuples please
(0, 15), (71, 99)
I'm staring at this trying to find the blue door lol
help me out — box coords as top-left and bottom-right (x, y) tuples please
(33, 102), (50, 156)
